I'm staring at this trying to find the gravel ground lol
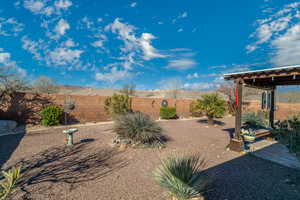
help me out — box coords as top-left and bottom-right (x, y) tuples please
(1, 117), (300, 200)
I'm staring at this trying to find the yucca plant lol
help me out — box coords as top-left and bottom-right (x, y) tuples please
(113, 111), (164, 146)
(0, 167), (22, 200)
(154, 154), (209, 200)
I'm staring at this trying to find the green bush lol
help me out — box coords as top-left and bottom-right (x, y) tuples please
(104, 94), (132, 117)
(153, 154), (209, 200)
(189, 101), (203, 117)
(160, 107), (177, 119)
(0, 167), (22, 200)
(273, 114), (300, 153)
(113, 112), (164, 146)
(194, 93), (226, 125)
(242, 112), (267, 129)
(41, 105), (63, 126)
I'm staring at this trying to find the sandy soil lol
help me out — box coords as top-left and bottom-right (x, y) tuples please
(1, 117), (300, 200)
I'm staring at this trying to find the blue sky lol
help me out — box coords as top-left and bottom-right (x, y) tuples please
(0, 0), (299, 90)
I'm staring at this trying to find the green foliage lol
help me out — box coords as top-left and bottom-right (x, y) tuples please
(273, 114), (300, 153)
(41, 105), (63, 126)
(193, 93), (226, 124)
(113, 112), (164, 146)
(242, 112), (267, 129)
(0, 167), (21, 200)
(153, 154), (209, 200)
(189, 101), (203, 117)
(104, 94), (132, 117)
(160, 107), (178, 119)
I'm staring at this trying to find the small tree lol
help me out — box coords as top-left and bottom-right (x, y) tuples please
(33, 76), (58, 94)
(104, 94), (132, 117)
(194, 93), (226, 125)
(0, 73), (30, 106)
(119, 83), (136, 96)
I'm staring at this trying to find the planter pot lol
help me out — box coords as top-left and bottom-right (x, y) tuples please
(243, 135), (255, 142)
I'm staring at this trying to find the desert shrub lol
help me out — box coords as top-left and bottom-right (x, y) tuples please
(160, 107), (177, 119)
(273, 114), (300, 153)
(154, 154), (209, 200)
(113, 112), (164, 146)
(190, 101), (203, 117)
(104, 94), (132, 117)
(242, 112), (267, 129)
(41, 105), (63, 126)
(0, 167), (22, 200)
(194, 93), (226, 125)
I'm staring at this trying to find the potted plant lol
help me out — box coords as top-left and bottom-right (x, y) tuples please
(241, 128), (255, 142)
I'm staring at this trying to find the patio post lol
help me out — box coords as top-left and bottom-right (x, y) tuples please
(228, 80), (244, 152)
(269, 87), (275, 128)
(235, 80), (243, 140)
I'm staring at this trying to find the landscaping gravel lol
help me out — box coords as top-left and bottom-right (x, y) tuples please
(1, 117), (300, 200)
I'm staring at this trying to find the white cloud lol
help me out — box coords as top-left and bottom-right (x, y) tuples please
(21, 36), (44, 60)
(179, 12), (188, 18)
(0, 52), (10, 63)
(172, 11), (188, 23)
(0, 17), (24, 36)
(22, 36), (84, 68)
(55, 0), (72, 9)
(130, 2), (137, 8)
(23, 0), (72, 16)
(24, 0), (46, 14)
(186, 72), (199, 79)
(165, 58), (197, 70)
(95, 67), (132, 84)
(247, 1), (300, 66)
(54, 19), (70, 36)
(0, 49), (27, 77)
(271, 23), (300, 66)
(92, 40), (104, 48)
(140, 33), (166, 60)
(183, 82), (215, 90)
(48, 47), (83, 66)
(177, 28), (183, 32)
(105, 18), (165, 71)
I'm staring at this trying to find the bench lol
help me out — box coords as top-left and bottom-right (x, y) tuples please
(254, 128), (272, 139)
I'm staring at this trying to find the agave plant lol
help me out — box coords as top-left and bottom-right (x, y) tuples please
(113, 111), (164, 146)
(154, 154), (209, 200)
(0, 167), (22, 200)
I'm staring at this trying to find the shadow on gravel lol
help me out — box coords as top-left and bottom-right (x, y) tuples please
(197, 119), (226, 126)
(10, 139), (128, 195)
(203, 152), (300, 200)
(221, 128), (235, 138)
(0, 126), (26, 169)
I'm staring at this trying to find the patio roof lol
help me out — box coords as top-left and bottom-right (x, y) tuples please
(223, 65), (300, 87)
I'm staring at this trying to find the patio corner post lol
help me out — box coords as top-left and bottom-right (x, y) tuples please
(269, 87), (276, 128)
(235, 79), (243, 140)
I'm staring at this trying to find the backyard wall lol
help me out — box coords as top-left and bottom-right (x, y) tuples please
(2, 92), (300, 124)
(243, 101), (300, 120)
(0, 92), (193, 124)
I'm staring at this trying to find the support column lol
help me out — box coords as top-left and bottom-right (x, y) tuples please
(269, 87), (275, 128)
(235, 80), (243, 140)
(229, 80), (244, 152)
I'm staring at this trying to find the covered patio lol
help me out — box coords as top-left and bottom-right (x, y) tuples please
(224, 65), (300, 152)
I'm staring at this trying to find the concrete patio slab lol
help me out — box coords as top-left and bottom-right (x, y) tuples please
(249, 140), (300, 170)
